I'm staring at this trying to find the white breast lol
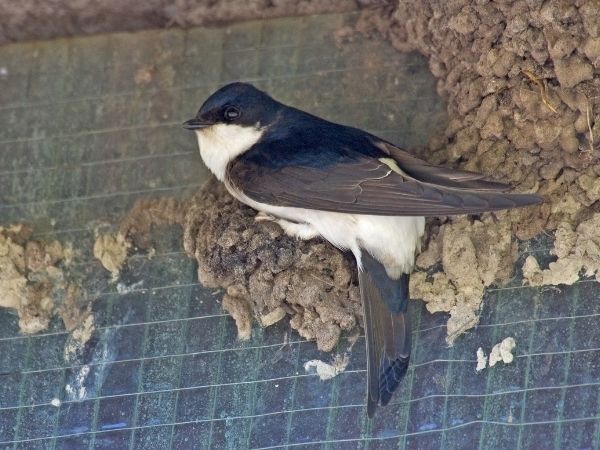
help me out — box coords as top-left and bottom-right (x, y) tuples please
(196, 124), (264, 180)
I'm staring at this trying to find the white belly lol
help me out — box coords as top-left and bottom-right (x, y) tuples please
(227, 180), (425, 278)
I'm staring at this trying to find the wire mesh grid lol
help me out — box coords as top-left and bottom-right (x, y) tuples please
(0, 12), (599, 450)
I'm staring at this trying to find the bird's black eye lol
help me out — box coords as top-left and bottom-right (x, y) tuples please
(223, 106), (240, 121)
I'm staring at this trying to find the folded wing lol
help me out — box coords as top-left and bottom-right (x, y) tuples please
(226, 136), (542, 216)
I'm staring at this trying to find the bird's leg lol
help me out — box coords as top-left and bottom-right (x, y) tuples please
(254, 211), (276, 222)
(276, 220), (319, 240)
(255, 211), (318, 240)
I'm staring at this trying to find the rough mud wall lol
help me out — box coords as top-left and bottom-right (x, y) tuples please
(0, 0), (372, 45)
(183, 182), (362, 352)
(523, 212), (600, 285)
(410, 213), (518, 343)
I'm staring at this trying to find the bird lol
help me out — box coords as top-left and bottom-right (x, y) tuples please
(183, 82), (543, 417)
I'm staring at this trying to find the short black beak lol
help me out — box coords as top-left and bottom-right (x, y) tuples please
(183, 118), (211, 130)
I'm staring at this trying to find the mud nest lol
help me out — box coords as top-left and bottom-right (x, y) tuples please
(120, 179), (362, 352)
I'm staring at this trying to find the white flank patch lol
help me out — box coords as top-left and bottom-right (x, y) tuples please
(230, 185), (426, 277)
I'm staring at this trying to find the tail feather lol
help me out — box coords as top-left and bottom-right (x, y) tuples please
(379, 356), (410, 406)
(359, 250), (411, 418)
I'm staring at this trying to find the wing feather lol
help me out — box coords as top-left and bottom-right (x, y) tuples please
(226, 135), (542, 216)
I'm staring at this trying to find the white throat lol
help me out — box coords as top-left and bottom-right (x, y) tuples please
(195, 123), (264, 180)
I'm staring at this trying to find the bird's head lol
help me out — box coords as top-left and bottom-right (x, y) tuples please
(183, 82), (280, 133)
(183, 82), (282, 178)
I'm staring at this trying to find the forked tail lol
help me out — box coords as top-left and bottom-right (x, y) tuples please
(358, 250), (412, 418)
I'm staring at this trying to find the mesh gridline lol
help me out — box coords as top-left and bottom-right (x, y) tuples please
(0, 12), (599, 450)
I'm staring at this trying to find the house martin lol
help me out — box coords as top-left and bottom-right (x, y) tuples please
(184, 82), (542, 417)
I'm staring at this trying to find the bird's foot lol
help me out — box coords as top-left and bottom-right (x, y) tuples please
(255, 212), (319, 240)
(254, 211), (276, 222)
(277, 220), (319, 240)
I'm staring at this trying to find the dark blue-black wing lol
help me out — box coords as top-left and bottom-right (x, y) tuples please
(226, 131), (542, 216)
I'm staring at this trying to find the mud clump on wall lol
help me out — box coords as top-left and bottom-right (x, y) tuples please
(0, 224), (91, 336)
(182, 180), (362, 351)
(120, 180), (362, 352)
(411, 213), (517, 344)
(93, 232), (131, 281)
(523, 213), (600, 286)
(0, 224), (59, 333)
